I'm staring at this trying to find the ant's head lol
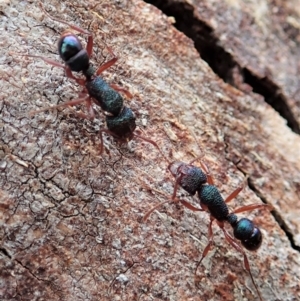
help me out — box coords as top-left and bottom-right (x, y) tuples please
(58, 33), (90, 72)
(168, 161), (207, 195)
(233, 217), (262, 251)
(168, 161), (184, 177)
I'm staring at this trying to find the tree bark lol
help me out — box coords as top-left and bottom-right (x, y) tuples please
(1, 0), (299, 301)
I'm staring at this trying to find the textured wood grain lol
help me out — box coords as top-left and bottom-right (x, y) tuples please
(146, 0), (300, 133)
(1, 0), (299, 301)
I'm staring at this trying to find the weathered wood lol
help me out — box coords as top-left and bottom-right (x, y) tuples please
(147, 0), (300, 132)
(1, 0), (299, 300)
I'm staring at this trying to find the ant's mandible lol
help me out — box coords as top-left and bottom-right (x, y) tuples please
(144, 156), (272, 301)
(16, 3), (162, 155)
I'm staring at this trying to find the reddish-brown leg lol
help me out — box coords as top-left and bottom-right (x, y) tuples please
(86, 97), (95, 119)
(110, 84), (133, 99)
(171, 172), (185, 200)
(95, 57), (118, 75)
(133, 132), (168, 163)
(224, 175), (252, 205)
(98, 127), (168, 163)
(168, 163), (205, 209)
(188, 155), (204, 166)
(224, 185), (244, 204)
(194, 217), (215, 275)
(94, 44), (120, 75)
(39, 3), (90, 35)
(143, 197), (202, 222)
(12, 53), (87, 85)
(98, 129), (124, 154)
(27, 95), (95, 118)
(14, 54), (65, 69)
(143, 199), (173, 222)
(220, 224), (263, 301)
(198, 161), (214, 185)
(65, 68), (86, 85)
(66, 97), (96, 120)
(179, 199), (204, 212)
(233, 203), (272, 215)
(39, 2), (93, 57)
(11, 53), (65, 70)
(85, 36), (93, 58)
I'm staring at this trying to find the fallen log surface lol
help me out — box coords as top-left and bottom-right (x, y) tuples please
(1, 0), (299, 300)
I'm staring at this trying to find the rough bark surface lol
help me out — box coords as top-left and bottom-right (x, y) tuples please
(0, 1), (299, 301)
(146, 0), (300, 133)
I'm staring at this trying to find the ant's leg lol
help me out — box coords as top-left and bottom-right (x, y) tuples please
(179, 199), (204, 212)
(99, 129), (155, 154)
(225, 174), (251, 204)
(95, 57), (118, 75)
(12, 53), (86, 85)
(27, 95), (91, 117)
(99, 129), (107, 154)
(39, 3), (91, 35)
(233, 203), (273, 215)
(28, 55), (64, 68)
(133, 132), (169, 163)
(195, 217), (215, 276)
(98, 128), (168, 164)
(86, 97), (95, 120)
(224, 176), (250, 204)
(188, 156), (204, 165)
(220, 225), (263, 301)
(11, 53), (65, 69)
(142, 185), (180, 222)
(67, 107), (93, 120)
(84, 35), (93, 58)
(98, 129), (123, 153)
(95, 46), (119, 75)
(143, 200), (173, 222)
(2, 73), (22, 89)
(65, 68), (86, 85)
(29, 96), (89, 114)
(143, 197), (202, 222)
(133, 133), (160, 149)
(110, 84), (133, 99)
(67, 97), (96, 120)
(39, 3), (93, 57)
(224, 186), (244, 204)
(198, 161), (214, 185)
(168, 170), (185, 200)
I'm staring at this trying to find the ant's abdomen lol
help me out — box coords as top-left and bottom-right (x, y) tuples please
(234, 218), (262, 251)
(106, 106), (136, 139)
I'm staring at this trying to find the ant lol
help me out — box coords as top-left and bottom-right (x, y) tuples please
(144, 156), (272, 301)
(15, 3), (162, 154)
